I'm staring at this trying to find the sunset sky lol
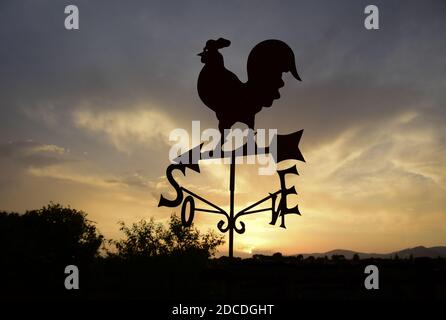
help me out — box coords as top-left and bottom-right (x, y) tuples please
(1, 0), (445, 256)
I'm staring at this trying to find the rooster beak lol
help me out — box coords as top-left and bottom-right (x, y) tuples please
(197, 52), (204, 57)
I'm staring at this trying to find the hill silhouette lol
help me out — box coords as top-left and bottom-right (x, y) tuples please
(295, 246), (446, 259)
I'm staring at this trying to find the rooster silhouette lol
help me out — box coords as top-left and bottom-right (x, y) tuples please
(197, 38), (301, 134)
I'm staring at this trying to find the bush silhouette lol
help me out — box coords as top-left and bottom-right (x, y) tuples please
(113, 214), (225, 259)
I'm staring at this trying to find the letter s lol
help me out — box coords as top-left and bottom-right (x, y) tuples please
(158, 163), (200, 207)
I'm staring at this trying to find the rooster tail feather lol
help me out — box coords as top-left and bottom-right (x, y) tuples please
(290, 60), (302, 81)
(247, 39), (301, 81)
(246, 39), (301, 109)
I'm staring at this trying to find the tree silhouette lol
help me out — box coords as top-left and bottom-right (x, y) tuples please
(332, 254), (346, 261)
(272, 252), (283, 259)
(0, 202), (103, 266)
(306, 255), (315, 262)
(0, 203), (104, 298)
(114, 214), (224, 258)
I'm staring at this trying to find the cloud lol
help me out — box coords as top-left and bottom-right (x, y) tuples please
(27, 164), (159, 193)
(105, 172), (154, 189)
(27, 166), (118, 189)
(73, 108), (177, 152)
(0, 140), (159, 199)
(293, 109), (446, 242)
(0, 140), (72, 168)
(321, 111), (446, 197)
(20, 103), (60, 128)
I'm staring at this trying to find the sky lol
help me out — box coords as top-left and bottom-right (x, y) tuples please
(1, 0), (446, 256)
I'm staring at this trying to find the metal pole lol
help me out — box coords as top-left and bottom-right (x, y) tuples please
(229, 150), (235, 259)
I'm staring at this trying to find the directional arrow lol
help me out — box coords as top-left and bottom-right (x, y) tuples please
(171, 130), (305, 164)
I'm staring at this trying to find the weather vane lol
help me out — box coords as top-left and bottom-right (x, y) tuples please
(159, 38), (305, 258)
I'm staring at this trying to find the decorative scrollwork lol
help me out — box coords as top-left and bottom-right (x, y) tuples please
(180, 190), (278, 235)
(217, 219), (231, 233)
(234, 220), (246, 234)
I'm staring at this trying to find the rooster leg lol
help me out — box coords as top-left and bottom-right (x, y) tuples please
(217, 122), (227, 151)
